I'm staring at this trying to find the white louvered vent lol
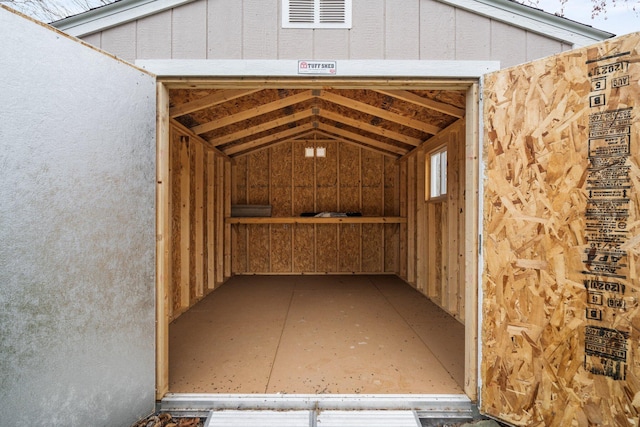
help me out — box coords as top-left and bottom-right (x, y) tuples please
(283, 0), (352, 28)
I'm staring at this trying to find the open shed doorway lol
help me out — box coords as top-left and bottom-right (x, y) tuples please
(155, 78), (480, 401)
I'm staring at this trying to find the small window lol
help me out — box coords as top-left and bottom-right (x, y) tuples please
(282, 0), (352, 29)
(428, 147), (447, 199)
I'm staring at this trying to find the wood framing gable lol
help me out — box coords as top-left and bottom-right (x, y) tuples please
(169, 87), (467, 159)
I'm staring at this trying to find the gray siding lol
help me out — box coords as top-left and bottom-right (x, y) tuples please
(83, 0), (575, 68)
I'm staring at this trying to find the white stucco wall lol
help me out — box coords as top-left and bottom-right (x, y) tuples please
(0, 7), (156, 426)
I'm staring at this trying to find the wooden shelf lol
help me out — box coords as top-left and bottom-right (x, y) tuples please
(225, 216), (407, 224)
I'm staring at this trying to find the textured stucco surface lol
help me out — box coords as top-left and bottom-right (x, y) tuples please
(0, 7), (156, 426)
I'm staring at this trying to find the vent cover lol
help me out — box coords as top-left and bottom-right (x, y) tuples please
(283, 0), (352, 28)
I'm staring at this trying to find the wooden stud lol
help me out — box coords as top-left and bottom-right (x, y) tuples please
(155, 83), (170, 400)
(194, 141), (204, 298)
(179, 135), (191, 309)
(207, 151), (216, 290)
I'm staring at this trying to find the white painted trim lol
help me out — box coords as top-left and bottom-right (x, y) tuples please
(135, 59), (501, 78)
(436, 0), (613, 46)
(50, 0), (195, 37)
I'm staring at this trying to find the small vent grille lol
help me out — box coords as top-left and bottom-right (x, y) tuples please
(319, 0), (346, 23)
(289, 0), (315, 23)
(283, 0), (351, 28)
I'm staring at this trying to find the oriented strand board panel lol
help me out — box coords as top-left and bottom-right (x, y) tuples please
(361, 150), (384, 215)
(293, 224), (315, 271)
(271, 142), (293, 217)
(339, 224), (361, 272)
(481, 33), (640, 426)
(316, 141), (338, 212)
(316, 224), (338, 272)
(339, 144), (361, 212)
(293, 141), (315, 214)
(248, 150), (270, 204)
(248, 225), (270, 272)
(362, 224), (384, 272)
(270, 224), (292, 272)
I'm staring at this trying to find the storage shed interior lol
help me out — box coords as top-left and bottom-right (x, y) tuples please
(160, 80), (476, 397)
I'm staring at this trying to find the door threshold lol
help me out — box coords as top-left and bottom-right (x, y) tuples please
(158, 393), (474, 419)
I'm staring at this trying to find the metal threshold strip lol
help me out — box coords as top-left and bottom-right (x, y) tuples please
(159, 393), (475, 420)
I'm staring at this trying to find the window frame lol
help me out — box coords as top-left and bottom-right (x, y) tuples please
(426, 145), (448, 201)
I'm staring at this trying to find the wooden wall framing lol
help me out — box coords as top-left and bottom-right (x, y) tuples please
(402, 119), (467, 322)
(230, 140), (401, 274)
(168, 123), (231, 321)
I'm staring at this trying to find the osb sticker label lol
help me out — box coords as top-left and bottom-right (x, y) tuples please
(583, 50), (634, 380)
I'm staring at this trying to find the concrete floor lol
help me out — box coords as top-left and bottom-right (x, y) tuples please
(169, 275), (465, 395)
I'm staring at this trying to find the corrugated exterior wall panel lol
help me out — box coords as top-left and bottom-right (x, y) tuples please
(78, 0), (578, 65)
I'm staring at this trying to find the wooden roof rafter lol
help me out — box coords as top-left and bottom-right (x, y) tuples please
(223, 122), (317, 156)
(373, 89), (465, 118)
(170, 89), (261, 118)
(191, 90), (316, 135)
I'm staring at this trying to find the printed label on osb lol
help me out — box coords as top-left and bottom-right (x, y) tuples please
(585, 326), (629, 380)
(582, 51), (634, 380)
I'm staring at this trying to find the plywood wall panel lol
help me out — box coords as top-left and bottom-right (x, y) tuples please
(248, 150), (270, 204)
(293, 224), (315, 271)
(339, 144), (361, 212)
(362, 150), (384, 215)
(316, 141), (338, 212)
(481, 33), (640, 426)
(339, 224), (361, 272)
(384, 224), (399, 273)
(316, 225), (338, 272)
(271, 224), (292, 272)
(362, 224), (383, 272)
(271, 142), (293, 216)
(233, 156), (248, 205)
(248, 224), (270, 272)
(293, 141), (315, 214)
(231, 140), (401, 274)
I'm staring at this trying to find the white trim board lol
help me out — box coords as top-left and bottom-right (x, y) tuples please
(135, 59), (501, 79)
(436, 0), (612, 46)
(51, 0), (612, 45)
(51, 0), (193, 37)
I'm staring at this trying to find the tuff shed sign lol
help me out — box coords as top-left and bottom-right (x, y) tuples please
(298, 60), (337, 75)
